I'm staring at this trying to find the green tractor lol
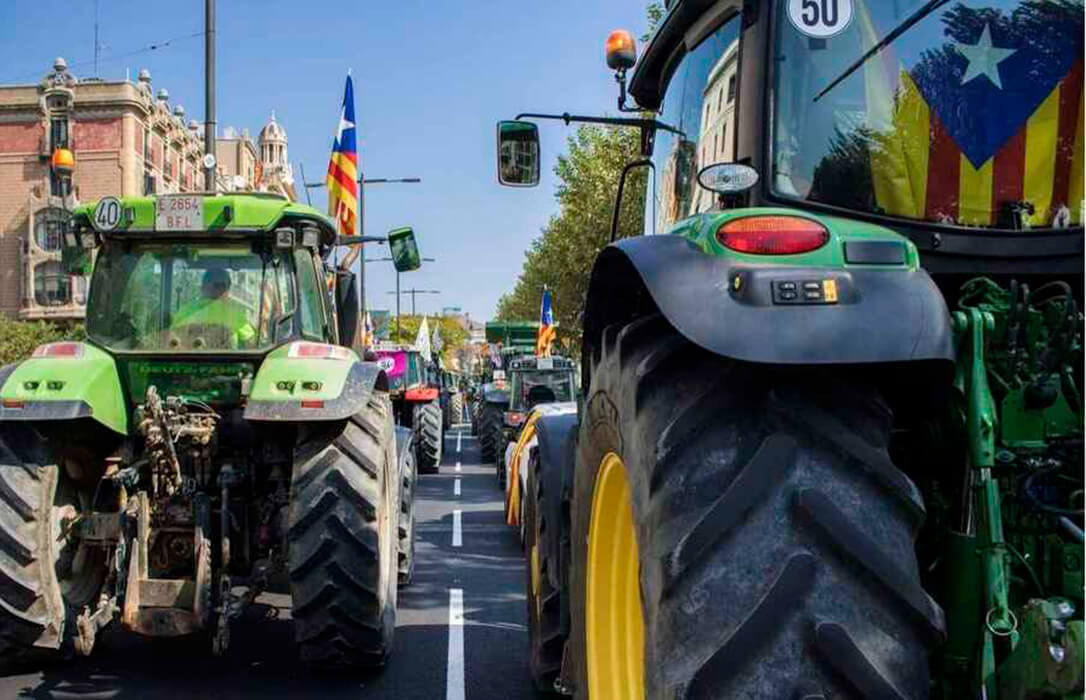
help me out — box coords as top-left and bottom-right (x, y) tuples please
(0, 193), (420, 666)
(440, 368), (465, 428)
(374, 346), (444, 474)
(500, 1), (1084, 698)
(476, 321), (541, 467)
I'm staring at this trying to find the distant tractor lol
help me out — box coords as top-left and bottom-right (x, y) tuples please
(500, 1), (1084, 698)
(498, 355), (577, 492)
(375, 346), (444, 473)
(0, 193), (422, 666)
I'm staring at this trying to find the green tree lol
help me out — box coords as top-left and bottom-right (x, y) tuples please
(385, 315), (469, 368)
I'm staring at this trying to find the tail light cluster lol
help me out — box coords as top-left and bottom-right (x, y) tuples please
(31, 342), (84, 359)
(286, 342), (353, 361)
(504, 411), (525, 427)
(716, 216), (829, 256)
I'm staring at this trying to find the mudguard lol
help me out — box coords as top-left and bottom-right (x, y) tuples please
(245, 359), (388, 422)
(532, 410), (578, 597)
(0, 344), (127, 435)
(583, 236), (955, 367)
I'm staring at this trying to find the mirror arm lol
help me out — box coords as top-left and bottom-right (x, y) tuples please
(513, 113), (683, 151)
(610, 159), (654, 243)
(337, 235), (388, 246)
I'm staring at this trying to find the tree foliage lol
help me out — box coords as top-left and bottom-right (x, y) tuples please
(0, 318), (85, 366)
(495, 125), (645, 353)
(384, 314), (469, 368)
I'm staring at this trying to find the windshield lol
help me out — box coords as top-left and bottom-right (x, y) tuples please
(649, 18), (743, 233)
(509, 370), (575, 411)
(772, 0), (1083, 229)
(86, 242), (296, 352)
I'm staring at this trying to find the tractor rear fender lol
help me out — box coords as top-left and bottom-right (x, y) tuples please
(245, 354), (388, 422)
(483, 386), (510, 406)
(583, 236), (955, 378)
(0, 343), (128, 435)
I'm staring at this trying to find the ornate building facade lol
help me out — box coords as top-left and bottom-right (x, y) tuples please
(0, 60), (296, 321)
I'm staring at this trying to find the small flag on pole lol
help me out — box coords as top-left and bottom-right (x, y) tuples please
(416, 317), (432, 363)
(536, 289), (556, 357)
(362, 311), (375, 349)
(326, 74), (358, 238)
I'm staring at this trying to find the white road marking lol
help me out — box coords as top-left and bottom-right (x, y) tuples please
(454, 478), (461, 497)
(452, 509), (462, 547)
(455, 461), (461, 473)
(457, 431), (462, 454)
(446, 588), (465, 700)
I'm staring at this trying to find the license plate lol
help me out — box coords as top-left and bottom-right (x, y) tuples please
(537, 357), (553, 370)
(156, 195), (204, 231)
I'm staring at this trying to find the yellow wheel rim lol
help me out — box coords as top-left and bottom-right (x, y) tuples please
(531, 543), (542, 619)
(587, 452), (645, 699)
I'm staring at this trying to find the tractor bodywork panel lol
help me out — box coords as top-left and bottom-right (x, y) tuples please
(0, 343), (127, 434)
(245, 345), (387, 422)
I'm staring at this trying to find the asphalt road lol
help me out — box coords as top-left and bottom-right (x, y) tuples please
(0, 425), (536, 699)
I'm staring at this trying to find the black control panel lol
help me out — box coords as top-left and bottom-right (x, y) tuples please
(771, 279), (839, 305)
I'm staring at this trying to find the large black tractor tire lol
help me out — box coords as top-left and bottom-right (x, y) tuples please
(568, 316), (944, 699)
(471, 399), (480, 436)
(524, 445), (566, 692)
(448, 392), (464, 427)
(0, 427), (105, 664)
(414, 401), (443, 474)
(289, 392), (400, 668)
(398, 447), (417, 586)
(479, 402), (503, 470)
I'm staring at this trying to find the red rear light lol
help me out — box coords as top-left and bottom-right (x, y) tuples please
(716, 216), (829, 255)
(300, 400), (325, 409)
(504, 411), (525, 427)
(32, 342), (84, 359)
(286, 342), (352, 361)
(1, 399), (25, 409)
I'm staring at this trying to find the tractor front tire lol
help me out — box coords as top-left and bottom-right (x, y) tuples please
(568, 316), (943, 699)
(289, 392), (400, 668)
(0, 427), (105, 664)
(398, 447), (417, 586)
(414, 402), (443, 474)
(479, 403), (503, 470)
(524, 448), (566, 692)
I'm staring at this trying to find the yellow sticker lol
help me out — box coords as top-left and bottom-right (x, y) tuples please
(732, 274), (743, 291)
(823, 279), (838, 303)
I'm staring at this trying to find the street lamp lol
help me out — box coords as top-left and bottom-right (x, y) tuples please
(365, 256), (435, 339)
(303, 171), (421, 319)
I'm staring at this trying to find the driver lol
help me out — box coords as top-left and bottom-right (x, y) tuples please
(171, 268), (256, 349)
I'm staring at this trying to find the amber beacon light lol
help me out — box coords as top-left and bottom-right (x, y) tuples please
(605, 30), (637, 70)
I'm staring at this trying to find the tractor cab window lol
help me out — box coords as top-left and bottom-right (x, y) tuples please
(86, 242), (297, 352)
(294, 249), (325, 341)
(649, 17), (742, 233)
(771, 0), (1083, 229)
(509, 370), (575, 412)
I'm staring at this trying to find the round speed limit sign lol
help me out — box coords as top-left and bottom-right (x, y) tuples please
(788, 0), (853, 38)
(92, 196), (122, 232)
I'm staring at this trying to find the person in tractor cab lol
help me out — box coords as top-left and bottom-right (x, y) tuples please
(171, 268), (257, 349)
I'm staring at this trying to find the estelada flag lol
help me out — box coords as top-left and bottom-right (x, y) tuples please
(862, 2), (1083, 228)
(326, 74), (358, 237)
(536, 289), (556, 357)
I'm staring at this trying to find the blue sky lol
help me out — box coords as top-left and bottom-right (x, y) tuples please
(2, 1), (653, 321)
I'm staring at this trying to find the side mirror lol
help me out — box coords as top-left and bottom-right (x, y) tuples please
(61, 225), (93, 276)
(388, 226), (421, 272)
(496, 121), (540, 187)
(697, 163), (760, 194)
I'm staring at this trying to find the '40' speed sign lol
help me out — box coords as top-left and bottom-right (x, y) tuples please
(788, 0), (853, 38)
(92, 196), (122, 232)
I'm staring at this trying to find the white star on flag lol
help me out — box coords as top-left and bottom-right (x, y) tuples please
(955, 23), (1016, 90)
(335, 107), (354, 143)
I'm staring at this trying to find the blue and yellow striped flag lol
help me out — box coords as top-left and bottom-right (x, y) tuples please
(326, 74), (358, 237)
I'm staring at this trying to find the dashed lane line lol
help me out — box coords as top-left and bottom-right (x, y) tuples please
(457, 430), (462, 454)
(454, 478), (461, 497)
(446, 588), (465, 700)
(455, 461), (461, 473)
(452, 509), (462, 547)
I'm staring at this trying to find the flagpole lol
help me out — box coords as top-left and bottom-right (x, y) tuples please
(358, 167), (366, 324)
